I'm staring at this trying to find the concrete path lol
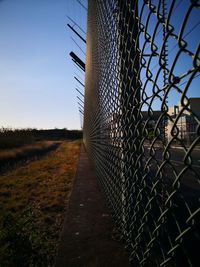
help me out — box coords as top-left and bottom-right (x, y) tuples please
(55, 146), (131, 267)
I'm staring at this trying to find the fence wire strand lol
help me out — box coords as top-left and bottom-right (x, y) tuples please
(84, 0), (200, 266)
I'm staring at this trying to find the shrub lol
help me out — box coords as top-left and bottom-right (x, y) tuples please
(0, 207), (54, 267)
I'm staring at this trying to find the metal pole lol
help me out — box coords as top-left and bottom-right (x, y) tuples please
(117, 0), (141, 241)
(74, 76), (85, 87)
(67, 23), (86, 44)
(67, 15), (86, 35)
(77, 96), (84, 104)
(76, 88), (84, 98)
(70, 52), (85, 71)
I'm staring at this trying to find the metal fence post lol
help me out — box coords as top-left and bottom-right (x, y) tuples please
(116, 1), (142, 247)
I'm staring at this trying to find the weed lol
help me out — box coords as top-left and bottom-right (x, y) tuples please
(0, 140), (81, 266)
(0, 207), (54, 267)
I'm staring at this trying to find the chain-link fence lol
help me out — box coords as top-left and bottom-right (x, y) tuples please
(84, 0), (200, 266)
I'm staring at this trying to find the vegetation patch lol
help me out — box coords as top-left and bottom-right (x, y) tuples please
(0, 140), (81, 266)
(0, 128), (82, 150)
(0, 141), (60, 173)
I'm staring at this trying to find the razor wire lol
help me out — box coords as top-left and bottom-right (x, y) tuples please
(84, 0), (200, 266)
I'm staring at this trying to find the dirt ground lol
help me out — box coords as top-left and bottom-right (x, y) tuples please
(56, 146), (131, 267)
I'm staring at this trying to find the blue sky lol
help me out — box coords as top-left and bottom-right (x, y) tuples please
(0, 0), (199, 130)
(138, 0), (200, 111)
(0, 0), (87, 129)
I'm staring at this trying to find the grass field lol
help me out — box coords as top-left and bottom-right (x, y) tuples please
(0, 140), (81, 266)
(0, 141), (61, 173)
(0, 128), (82, 150)
(0, 141), (58, 160)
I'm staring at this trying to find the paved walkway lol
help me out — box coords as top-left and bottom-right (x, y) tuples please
(55, 146), (131, 267)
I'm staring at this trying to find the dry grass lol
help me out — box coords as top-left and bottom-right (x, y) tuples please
(0, 140), (59, 162)
(0, 140), (81, 264)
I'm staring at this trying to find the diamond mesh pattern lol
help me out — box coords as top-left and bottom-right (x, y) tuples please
(84, 0), (200, 266)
